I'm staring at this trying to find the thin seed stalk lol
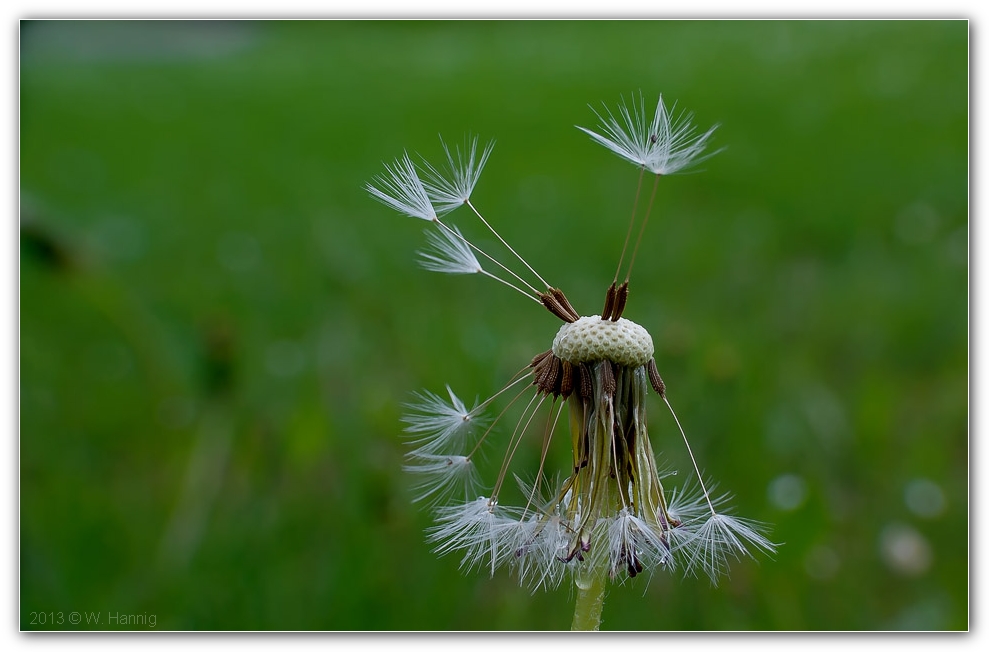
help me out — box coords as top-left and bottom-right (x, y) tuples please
(571, 572), (606, 631)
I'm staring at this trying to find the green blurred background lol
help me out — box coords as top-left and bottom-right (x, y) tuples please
(19, 20), (968, 630)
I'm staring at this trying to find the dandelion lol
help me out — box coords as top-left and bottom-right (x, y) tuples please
(367, 93), (776, 630)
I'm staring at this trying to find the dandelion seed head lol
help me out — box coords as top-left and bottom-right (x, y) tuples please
(552, 315), (654, 367)
(370, 93), (774, 598)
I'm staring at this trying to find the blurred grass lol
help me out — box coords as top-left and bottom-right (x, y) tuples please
(19, 20), (967, 630)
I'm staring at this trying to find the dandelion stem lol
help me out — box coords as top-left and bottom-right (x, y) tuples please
(571, 573), (606, 631)
(466, 200), (551, 290)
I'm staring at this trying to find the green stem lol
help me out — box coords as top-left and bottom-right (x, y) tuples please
(571, 574), (606, 631)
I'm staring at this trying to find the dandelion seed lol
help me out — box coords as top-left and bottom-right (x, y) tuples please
(678, 512), (777, 584)
(400, 386), (486, 456)
(577, 92), (722, 176)
(577, 94), (723, 290)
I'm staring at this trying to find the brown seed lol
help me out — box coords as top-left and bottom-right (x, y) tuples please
(538, 290), (578, 323)
(578, 362), (594, 399)
(611, 281), (629, 321)
(550, 287), (580, 322)
(536, 354), (561, 395)
(531, 349), (553, 368)
(559, 360), (574, 398)
(647, 358), (666, 397)
(601, 282), (617, 321)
